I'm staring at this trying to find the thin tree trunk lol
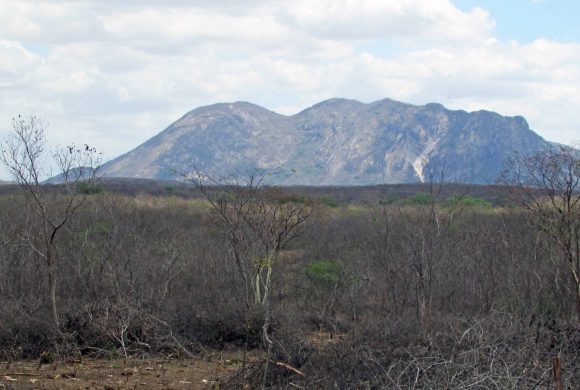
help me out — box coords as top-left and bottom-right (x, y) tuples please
(419, 286), (427, 328)
(576, 284), (580, 318)
(261, 260), (273, 306)
(552, 356), (563, 390)
(48, 270), (60, 329)
(261, 282), (273, 390)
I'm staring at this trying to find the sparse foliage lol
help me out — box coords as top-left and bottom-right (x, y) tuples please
(501, 145), (580, 316)
(0, 114), (101, 329)
(0, 142), (577, 389)
(186, 168), (315, 387)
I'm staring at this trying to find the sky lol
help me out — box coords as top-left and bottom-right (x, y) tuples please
(1, 0), (579, 178)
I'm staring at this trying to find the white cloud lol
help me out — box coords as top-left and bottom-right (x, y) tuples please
(288, 0), (494, 44)
(0, 40), (40, 90)
(0, 0), (578, 180)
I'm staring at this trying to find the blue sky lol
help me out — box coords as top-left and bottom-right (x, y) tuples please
(455, 0), (580, 43)
(0, 0), (578, 180)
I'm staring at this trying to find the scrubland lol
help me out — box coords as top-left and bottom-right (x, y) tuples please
(0, 186), (578, 389)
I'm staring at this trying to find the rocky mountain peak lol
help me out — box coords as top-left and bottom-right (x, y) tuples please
(99, 98), (554, 185)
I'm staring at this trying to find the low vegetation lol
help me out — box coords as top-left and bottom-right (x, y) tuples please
(0, 186), (578, 388)
(0, 117), (578, 388)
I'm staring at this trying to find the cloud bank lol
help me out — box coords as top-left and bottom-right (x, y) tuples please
(0, 0), (578, 171)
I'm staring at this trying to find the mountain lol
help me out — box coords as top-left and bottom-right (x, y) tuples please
(44, 166), (98, 184)
(99, 98), (554, 185)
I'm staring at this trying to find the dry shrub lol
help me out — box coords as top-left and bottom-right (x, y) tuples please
(226, 313), (579, 389)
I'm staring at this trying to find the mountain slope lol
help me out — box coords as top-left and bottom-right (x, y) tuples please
(100, 98), (554, 185)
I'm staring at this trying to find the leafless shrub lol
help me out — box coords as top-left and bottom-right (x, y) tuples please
(500, 145), (580, 317)
(0, 115), (101, 329)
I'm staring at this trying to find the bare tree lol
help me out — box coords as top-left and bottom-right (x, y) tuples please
(187, 168), (315, 388)
(371, 162), (464, 328)
(501, 144), (580, 317)
(1, 114), (101, 329)
(189, 170), (314, 309)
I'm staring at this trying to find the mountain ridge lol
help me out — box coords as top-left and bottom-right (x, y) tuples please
(99, 98), (554, 185)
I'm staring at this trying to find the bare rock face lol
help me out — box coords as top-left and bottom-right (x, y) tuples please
(99, 98), (554, 185)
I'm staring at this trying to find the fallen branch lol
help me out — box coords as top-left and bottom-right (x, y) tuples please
(274, 361), (305, 377)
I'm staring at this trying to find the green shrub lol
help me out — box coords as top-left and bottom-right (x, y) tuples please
(318, 195), (340, 208)
(404, 192), (435, 206)
(445, 195), (492, 208)
(305, 261), (342, 287)
(278, 193), (308, 204)
(379, 196), (398, 206)
(77, 182), (104, 194)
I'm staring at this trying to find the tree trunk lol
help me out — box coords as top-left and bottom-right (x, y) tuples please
(48, 270), (60, 329)
(576, 284), (580, 319)
(416, 274), (427, 328)
(571, 265), (580, 319)
(552, 356), (563, 390)
(419, 289), (427, 327)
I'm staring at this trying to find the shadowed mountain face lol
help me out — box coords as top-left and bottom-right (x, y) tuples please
(99, 98), (554, 185)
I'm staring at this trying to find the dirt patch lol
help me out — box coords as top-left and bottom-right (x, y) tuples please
(307, 331), (343, 349)
(0, 351), (260, 389)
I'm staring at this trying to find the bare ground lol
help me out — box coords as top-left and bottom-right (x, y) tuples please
(0, 350), (261, 390)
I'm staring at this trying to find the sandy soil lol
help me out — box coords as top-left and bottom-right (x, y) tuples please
(0, 350), (258, 390)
